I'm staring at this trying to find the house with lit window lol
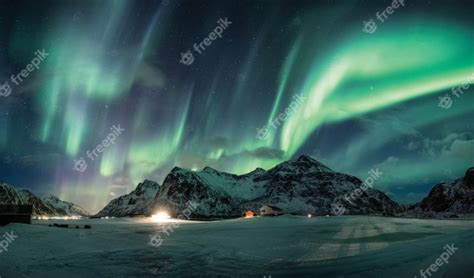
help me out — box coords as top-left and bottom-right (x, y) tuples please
(259, 205), (283, 216)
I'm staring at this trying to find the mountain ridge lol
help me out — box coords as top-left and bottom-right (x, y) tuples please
(0, 182), (90, 216)
(405, 167), (474, 217)
(98, 155), (403, 218)
(95, 179), (160, 217)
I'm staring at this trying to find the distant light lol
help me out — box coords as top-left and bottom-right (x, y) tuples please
(151, 211), (171, 222)
(307, 214), (312, 218)
(41, 215), (81, 220)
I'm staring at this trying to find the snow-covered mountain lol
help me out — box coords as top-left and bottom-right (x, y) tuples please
(408, 167), (474, 217)
(0, 182), (57, 215)
(0, 182), (89, 216)
(42, 194), (90, 217)
(149, 155), (402, 218)
(95, 179), (160, 217)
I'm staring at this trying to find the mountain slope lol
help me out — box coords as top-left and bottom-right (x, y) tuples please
(150, 155), (402, 218)
(0, 182), (88, 216)
(43, 194), (90, 217)
(95, 179), (160, 217)
(409, 167), (474, 216)
(0, 182), (57, 215)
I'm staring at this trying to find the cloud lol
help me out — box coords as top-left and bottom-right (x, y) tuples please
(421, 132), (473, 157)
(136, 62), (165, 90)
(245, 147), (284, 160)
(176, 152), (207, 169)
(372, 133), (474, 190)
(207, 136), (229, 149)
(111, 176), (131, 186)
(377, 156), (400, 166)
(439, 136), (474, 161)
(17, 153), (62, 167)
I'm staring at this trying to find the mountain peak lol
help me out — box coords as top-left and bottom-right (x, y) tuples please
(43, 194), (60, 201)
(171, 166), (184, 173)
(203, 166), (218, 173)
(136, 179), (160, 191)
(242, 167), (266, 177)
(296, 154), (317, 162)
(464, 167), (474, 188)
(253, 167), (266, 173)
(293, 155), (333, 172)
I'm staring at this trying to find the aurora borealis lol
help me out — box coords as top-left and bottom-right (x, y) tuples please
(0, 0), (472, 212)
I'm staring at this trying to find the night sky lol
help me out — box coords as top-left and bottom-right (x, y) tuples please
(0, 0), (472, 213)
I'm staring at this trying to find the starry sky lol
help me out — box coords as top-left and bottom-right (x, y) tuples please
(0, 0), (472, 213)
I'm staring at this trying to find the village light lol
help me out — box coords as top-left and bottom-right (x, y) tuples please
(307, 214), (312, 218)
(151, 211), (171, 222)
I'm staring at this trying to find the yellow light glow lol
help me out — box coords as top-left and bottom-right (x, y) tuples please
(151, 211), (171, 222)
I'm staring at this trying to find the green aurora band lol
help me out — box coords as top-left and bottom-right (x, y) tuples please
(3, 1), (472, 211)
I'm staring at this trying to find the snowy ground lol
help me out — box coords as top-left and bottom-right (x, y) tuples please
(1, 216), (473, 277)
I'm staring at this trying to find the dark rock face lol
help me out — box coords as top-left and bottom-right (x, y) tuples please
(0, 182), (58, 215)
(0, 182), (89, 216)
(148, 155), (402, 218)
(42, 194), (90, 217)
(152, 167), (239, 218)
(95, 180), (160, 217)
(415, 167), (474, 215)
(464, 167), (474, 188)
(419, 184), (452, 212)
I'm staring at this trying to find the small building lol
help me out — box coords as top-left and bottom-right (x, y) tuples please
(245, 210), (254, 218)
(260, 205), (283, 216)
(0, 205), (33, 225)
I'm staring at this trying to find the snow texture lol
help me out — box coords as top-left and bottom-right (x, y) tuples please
(99, 156), (402, 218)
(0, 182), (89, 216)
(1, 216), (473, 277)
